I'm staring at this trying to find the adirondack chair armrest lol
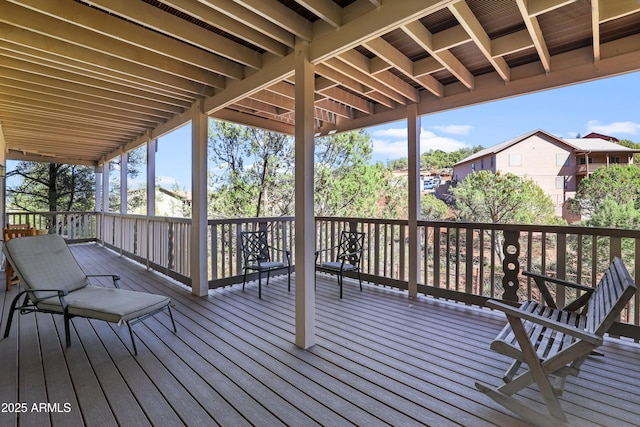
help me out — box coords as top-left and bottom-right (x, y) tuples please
(522, 271), (594, 309)
(522, 271), (593, 292)
(87, 274), (121, 288)
(486, 299), (603, 346)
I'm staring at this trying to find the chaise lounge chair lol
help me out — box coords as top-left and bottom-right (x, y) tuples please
(2, 234), (176, 355)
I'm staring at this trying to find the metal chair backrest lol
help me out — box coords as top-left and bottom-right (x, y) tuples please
(241, 231), (271, 264)
(336, 231), (365, 266)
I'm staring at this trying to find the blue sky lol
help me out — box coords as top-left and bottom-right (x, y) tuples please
(151, 71), (640, 189)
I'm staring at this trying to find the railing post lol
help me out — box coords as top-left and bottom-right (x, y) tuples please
(501, 230), (520, 302)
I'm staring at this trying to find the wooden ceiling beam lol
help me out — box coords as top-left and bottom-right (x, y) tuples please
(448, 1), (510, 82)
(527, 0), (579, 17)
(0, 57), (191, 111)
(327, 57), (408, 105)
(10, 0), (252, 75)
(0, 23), (217, 95)
(161, 0), (287, 57)
(0, 98), (153, 131)
(317, 86), (373, 115)
(197, 0), (295, 48)
(0, 112), (140, 138)
(515, 0), (551, 72)
(599, 0), (640, 23)
(592, 0), (600, 62)
(1, 68), (183, 116)
(310, 0), (452, 63)
(1, 0), (241, 81)
(0, 86), (167, 124)
(233, 0), (312, 41)
(399, 21), (474, 92)
(294, 0), (343, 28)
(83, 0), (263, 69)
(0, 44), (198, 104)
(337, 50), (418, 102)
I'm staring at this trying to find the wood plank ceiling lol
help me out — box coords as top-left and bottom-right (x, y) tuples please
(1, 0), (639, 166)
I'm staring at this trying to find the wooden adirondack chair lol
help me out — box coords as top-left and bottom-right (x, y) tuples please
(477, 257), (637, 426)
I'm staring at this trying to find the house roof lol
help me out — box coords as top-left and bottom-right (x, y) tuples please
(583, 132), (620, 142)
(454, 130), (638, 166)
(453, 129), (561, 165)
(1, 1), (640, 166)
(562, 138), (637, 153)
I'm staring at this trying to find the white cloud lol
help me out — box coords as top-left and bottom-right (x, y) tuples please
(586, 120), (640, 135)
(431, 124), (472, 135)
(156, 175), (180, 188)
(371, 127), (408, 138)
(370, 126), (469, 159)
(420, 130), (469, 152)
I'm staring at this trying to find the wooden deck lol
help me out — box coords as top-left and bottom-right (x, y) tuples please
(1, 243), (640, 427)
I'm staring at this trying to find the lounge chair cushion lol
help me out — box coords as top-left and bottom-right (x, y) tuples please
(4, 234), (89, 301)
(36, 286), (170, 324)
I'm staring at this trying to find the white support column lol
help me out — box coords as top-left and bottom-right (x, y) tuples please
(407, 104), (421, 298)
(101, 162), (110, 245)
(0, 125), (6, 229)
(102, 162), (110, 213)
(191, 101), (208, 297)
(294, 41), (316, 349)
(120, 152), (128, 214)
(95, 165), (103, 212)
(147, 139), (157, 216)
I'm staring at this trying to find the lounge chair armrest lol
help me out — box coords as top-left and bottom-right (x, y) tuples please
(21, 288), (68, 298)
(486, 299), (603, 346)
(87, 274), (121, 288)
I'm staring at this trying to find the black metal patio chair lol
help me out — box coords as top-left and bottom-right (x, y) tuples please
(315, 230), (366, 298)
(240, 230), (291, 299)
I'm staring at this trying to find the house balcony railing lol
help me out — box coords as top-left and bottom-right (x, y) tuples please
(576, 162), (611, 175)
(7, 211), (640, 341)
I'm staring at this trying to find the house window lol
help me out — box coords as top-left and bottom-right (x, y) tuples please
(578, 157), (593, 165)
(471, 163), (476, 171)
(481, 159), (484, 169)
(490, 156), (494, 167)
(611, 157), (620, 164)
(509, 154), (521, 167)
(555, 176), (567, 189)
(556, 154), (569, 167)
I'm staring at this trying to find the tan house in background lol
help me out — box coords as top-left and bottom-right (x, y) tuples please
(452, 129), (638, 222)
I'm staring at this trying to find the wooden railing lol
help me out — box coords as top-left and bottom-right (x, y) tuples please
(6, 211), (96, 242)
(316, 216), (640, 340)
(9, 211), (638, 340)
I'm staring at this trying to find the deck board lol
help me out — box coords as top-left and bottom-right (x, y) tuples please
(1, 242), (640, 426)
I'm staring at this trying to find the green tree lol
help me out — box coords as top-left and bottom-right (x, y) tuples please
(387, 146), (485, 172)
(570, 164), (640, 219)
(208, 121), (294, 218)
(451, 170), (558, 266)
(451, 170), (556, 224)
(107, 150), (145, 213)
(7, 162), (95, 212)
(314, 130), (386, 217)
(421, 194), (449, 220)
(617, 139), (640, 163)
